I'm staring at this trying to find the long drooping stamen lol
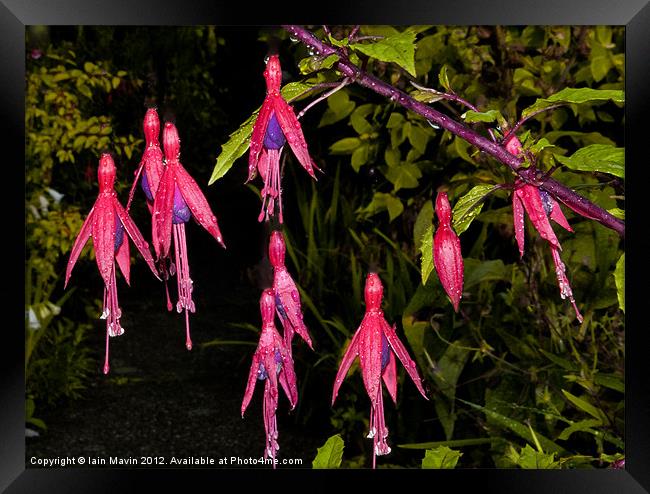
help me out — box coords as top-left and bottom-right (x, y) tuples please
(173, 222), (195, 350)
(263, 380), (279, 467)
(272, 149), (283, 224)
(550, 245), (583, 323)
(100, 264), (123, 374)
(258, 149), (282, 223)
(368, 388), (390, 469)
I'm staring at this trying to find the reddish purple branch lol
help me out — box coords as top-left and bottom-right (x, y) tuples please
(282, 25), (625, 239)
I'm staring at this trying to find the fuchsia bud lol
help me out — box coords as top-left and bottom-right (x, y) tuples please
(269, 230), (286, 267)
(97, 153), (116, 193)
(433, 192), (464, 312)
(364, 272), (384, 311)
(143, 107), (160, 144)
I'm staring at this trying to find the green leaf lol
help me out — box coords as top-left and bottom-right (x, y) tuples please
(544, 130), (615, 147)
(509, 444), (559, 469)
(209, 112), (256, 185)
(561, 389), (606, 422)
(463, 259), (509, 289)
(591, 56), (613, 82)
(521, 87), (624, 120)
(461, 109), (504, 125)
(399, 437), (495, 450)
(312, 434), (345, 469)
(614, 253), (624, 312)
(438, 65), (451, 92)
(350, 143), (369, 172)
(329, 137), (361, 154)
(459, 398), (567, 454)
(299, 53), (340, 75)
(557, 419), (602, 441)
(555, 144), (624, 178)
(420, 224), (434, 285)
(351, 30), (417, 76)
(452, 184), (495, 235)
(422, 446), (462, 469)
(281, 81), (318, 102)
(319, 90), (355, 127)
(410, 89), (444, 103)
(358, 192), (404, 222)
(413, 200), (433, 252)
(408, 125), (430, 154)
(433, 341), (471, 401)
(594, 373), (624, 393)
(350, 104), (374, 135)
(385, 162), (422, 191)
(384, 147), (401, 167)
(607, 208), (625, 220)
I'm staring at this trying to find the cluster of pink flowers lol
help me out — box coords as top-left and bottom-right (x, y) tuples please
(66, 108), (226, 372)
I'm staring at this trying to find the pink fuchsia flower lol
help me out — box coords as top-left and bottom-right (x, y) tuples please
(509, 134), (582, 322)
(152, 121), (226, 350)
(65, 153), (160, 374)
(126, 108), (176, 310)
(268, 230), (313, 351)
(241, 289), (299, 465)
(433, 191), (465, 312)
(127, 107), (164, 212)
(248, 54), (319, 223)
(332, 272), (428, 468)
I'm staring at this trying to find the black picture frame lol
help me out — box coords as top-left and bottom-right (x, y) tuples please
(5, 0), (649, 491)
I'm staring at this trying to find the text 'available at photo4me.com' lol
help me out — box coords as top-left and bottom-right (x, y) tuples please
(29, 455), (305, 467)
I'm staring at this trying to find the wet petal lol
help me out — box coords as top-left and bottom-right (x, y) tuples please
(332, 327), (362, 405)
(91, 197), (116, 287)
(382, 321), (428, 399)
(359, 313), (384, 407)
(115, 222), (131, 286)
(273, 96), (318, 179)
(382, 349), (397, 405)
(65, 203), (96, 287)
(114, 200), (160, 280)
(512, 190), (526, 257)
(248, 99), (274, 182)
(241, 352), (261, 417)
(516, 184), (561, 250)
(151, 166), (176, 259)
(175, 164), (226, 249)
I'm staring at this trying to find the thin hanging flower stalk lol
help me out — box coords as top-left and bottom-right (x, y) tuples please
(433, 192), (465, 312)
(65, 153), (160, 374)
(248, 54), (319, 223)
(241, 289), (298, 466)
(268, 230), (313, 351)
(152, 122), (226, 350)
(508, 135), (583, 322)
(127, 107), (175, 311)
(332, 272), (428, 468)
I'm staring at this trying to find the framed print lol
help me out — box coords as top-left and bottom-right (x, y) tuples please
(4, 0), (649, 491)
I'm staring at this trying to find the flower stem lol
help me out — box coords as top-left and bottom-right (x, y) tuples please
(281, 25), (625, 239)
